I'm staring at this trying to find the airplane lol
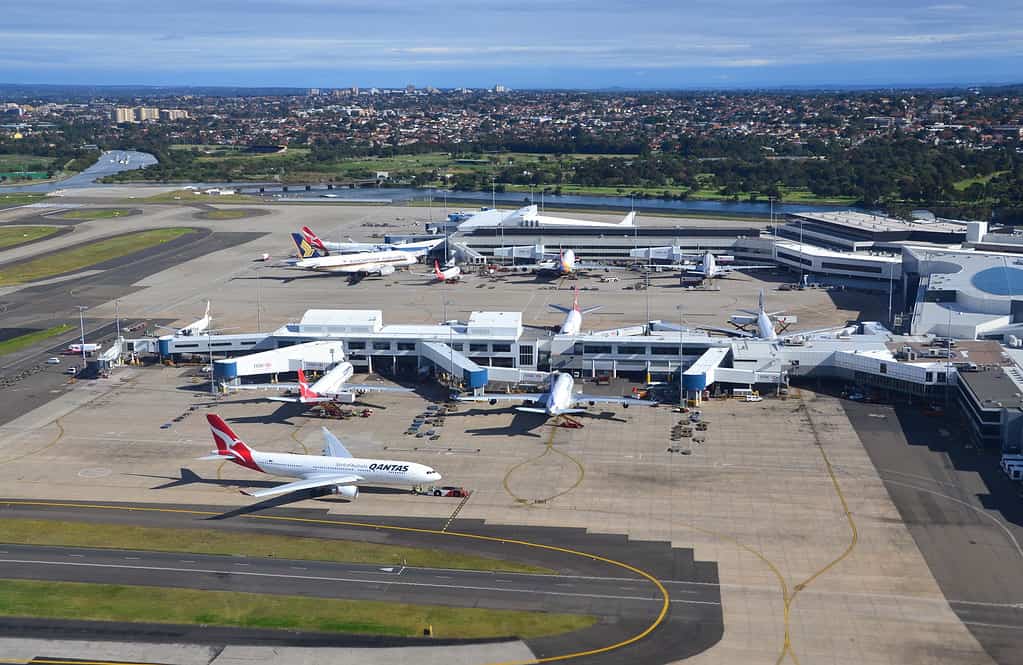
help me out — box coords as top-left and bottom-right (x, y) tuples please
(549, 286), (600, 335)
(702, 290), (856, 341)
(232, 367), (414, 404)
(300, 226), (445, 256)
(198, 414), (441, 499)
(289, 233), (419, 278)
(455, 371), (656, 417)
(501, 247), (613, 278)
(432, 260), (461, 283)
(629, 248), (772, 280)
(157, 301), (212, 337)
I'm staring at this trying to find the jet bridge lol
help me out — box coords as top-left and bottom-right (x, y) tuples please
(420, 341), (488, 389)
(682, 347), (730, 392)
(213, 341), (345, 383)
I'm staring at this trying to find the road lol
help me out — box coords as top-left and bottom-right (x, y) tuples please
(843, 400), (1023, 665)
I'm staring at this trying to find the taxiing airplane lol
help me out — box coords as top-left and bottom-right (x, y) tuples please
(703, 290), (855, 341)
(199, 414), (440, 499)
(300, 226), (445, 256)
(290, 233), (418, 277)
(456, 371), (655, 417)
(232, 366), (414, 404)
(549, 287), (600, 334)
(432, 260), (461, 283)
(158, 301), (212, 337)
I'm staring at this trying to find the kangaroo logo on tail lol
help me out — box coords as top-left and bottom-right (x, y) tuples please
(297, 368), (320, 400)
(206, 414), (261, 471)
(300, 226), (329, 254)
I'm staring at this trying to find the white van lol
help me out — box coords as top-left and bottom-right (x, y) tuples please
(46, 357), (60, 365)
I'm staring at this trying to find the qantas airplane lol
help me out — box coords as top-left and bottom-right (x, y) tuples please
(289, 233), (418, 277)
(549, 287), (600, 335)
(232, 366), (414, 404)
(300, 226), (445, 256)
(432, 260), (461, 283)
(456, 371), (655, 417)
(199, 414), (441, 499)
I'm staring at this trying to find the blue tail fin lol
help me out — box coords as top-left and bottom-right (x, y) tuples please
(292, 233), (325, 259)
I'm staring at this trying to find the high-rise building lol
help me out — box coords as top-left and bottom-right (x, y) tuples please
(134, 107), (160, 121)
(113, 107), (134, 123)
(159, 109), (189, 121)
(308, 88), (320, 96)
(494, 84), (508, 93)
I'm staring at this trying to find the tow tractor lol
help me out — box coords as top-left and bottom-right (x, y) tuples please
(413, 486), (471, 498)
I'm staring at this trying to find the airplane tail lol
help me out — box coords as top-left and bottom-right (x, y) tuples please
(297, 368), (320, 401)
(203, 300), (210, 319)
(620, 211), (636, 226)
(434, 260), (444, 280)
(758, 289), (765, 313)
(291, 233), (326, 259)
(301, 226), (329, 254)
(573, 285), (579, 312)
(206, 414), (254, 457)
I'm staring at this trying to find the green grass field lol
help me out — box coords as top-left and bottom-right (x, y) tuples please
(0, 518), (551, 574)
(0, 154), (56, 171)
(0, 579), (593, 639)
(953, 171), (1008, 191)
(0, 225), (59, 250)
(57, 208), (132, 220)
(0, 324), (73, 357)
(0, 228), (194, 286)
(0, 192), (45, 207)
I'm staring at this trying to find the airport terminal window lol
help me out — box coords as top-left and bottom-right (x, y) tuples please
(926, 372), (933, 382)
(347, 341), (366, 350)
(175, 344), (199, 348)
(617, 345), (646, 355)
(397, 342), (416, 351)
(373, 342), (391, 350)
(820, 261), (884, 274)
(583, 345), (613, 354)
(651, 346), (679, 355)
(211, 342), (232, 347)
(519, 345), (534, 365)
(491, 357), (514, 367)
(879, 363), (887, 374)
(776, 251), (813, 266)
(492, 343), (511, 353)
(469, 343), (488, 352)
(937, 373), (947, 383)
(241, 341), (257, 345)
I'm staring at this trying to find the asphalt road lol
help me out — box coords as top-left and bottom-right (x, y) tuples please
(843, 400), (1023, 665)
(0, 500), (724, 664)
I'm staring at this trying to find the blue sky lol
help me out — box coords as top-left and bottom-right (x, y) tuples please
(2, 1), (1021, 88)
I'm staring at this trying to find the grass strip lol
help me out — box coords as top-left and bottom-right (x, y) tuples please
(0, 579), (594, 639)
(0, 518), (551, 574)
(0, 193), (45, 207)
(57, 209), (132, 220)
(0, 324), (73, 357)
(0, 228), (194, 286)
(0, 225), (59, 250)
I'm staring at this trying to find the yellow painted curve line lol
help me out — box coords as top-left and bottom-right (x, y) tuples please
(0, 499), (669, 665)
(502, 417), (584, 505)
(0, 418), (63, 465)
(289, 420), (309, 454)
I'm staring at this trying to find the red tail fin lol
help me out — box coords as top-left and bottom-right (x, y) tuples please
(207, 414), (242, 455)
(297, 368), (319, 399)
(434, 260), (444, 280)
(301, 226), (328, 252)
(573, 285), (580, 312)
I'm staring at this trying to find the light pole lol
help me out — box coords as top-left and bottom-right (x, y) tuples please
(76, 305), (88, 369)
(491, 177), (496, 209)
(676, 304), (685, 408)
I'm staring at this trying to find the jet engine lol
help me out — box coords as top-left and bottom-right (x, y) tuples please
(332, 485), (359, 500)
(378, 265), (397, 276)
(489, 398), (498, 405)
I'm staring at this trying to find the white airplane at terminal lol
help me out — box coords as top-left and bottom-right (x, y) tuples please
(300, 226), (445, 256)
(500, 246), (615, 277)
(290, 233), (418, 277)
(233, 367), (414, 404)
(549, 287), (600, 334)
(199, 414), (440, 499)
(456, 371), (655, 417)
(704, 290), (855, 341)
(158, 301), (212, 337)
(432, 260), (462, 283)
(629, 248), (772, 280)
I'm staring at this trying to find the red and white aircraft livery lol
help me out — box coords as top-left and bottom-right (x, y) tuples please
(199, 414), (441, 499)
(231, 367), (414, 404)
(432, 260), (461, 283)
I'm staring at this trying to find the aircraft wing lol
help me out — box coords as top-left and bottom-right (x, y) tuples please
(571, 394), (658, 407)
(722, 265), (774, 272)
(780, 325), (856, 340)
(242, 474), (362, 498)
(575, 262), (627, 272)
(457, 393), (547, 403)
(230, 383), (300, 392)
(698, 325), (755, 338)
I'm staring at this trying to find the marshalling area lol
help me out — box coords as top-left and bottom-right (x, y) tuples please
(0, 198), (1011, 665)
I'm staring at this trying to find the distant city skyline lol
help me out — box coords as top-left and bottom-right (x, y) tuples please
(2, 1), (1021, 89)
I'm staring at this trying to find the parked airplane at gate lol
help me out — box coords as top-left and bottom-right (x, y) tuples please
(629, 248), (772, 280)
(549, 287), (600, 334)
(157, 301), (212, 337)
(432, 260), (461, 283)
(232, 367), (414, 404)
(703, 290), (856, 341)
(289, 233), (418, 277)
(300, 226), (445, 256)
(199, 414), (440, 499)
(456, 371), (655, 417)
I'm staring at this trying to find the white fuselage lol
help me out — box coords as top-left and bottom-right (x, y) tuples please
(296, 250), (417, 272)
(179, 315), (211, 337)
(544, 372), (576, 415)
(560, 308), (583, 335)
(757, 309), (778, 340)
(436, 265), (461, 281)
(249, 450), (437, 487)
(559, 249), (576, 274)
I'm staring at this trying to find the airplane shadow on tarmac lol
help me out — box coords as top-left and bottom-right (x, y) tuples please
(451, 407), (625, 437)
